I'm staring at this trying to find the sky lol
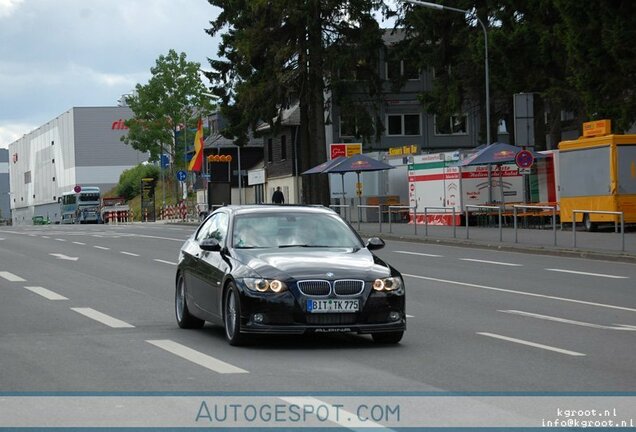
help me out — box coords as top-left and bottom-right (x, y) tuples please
(0, 0), (222, 149)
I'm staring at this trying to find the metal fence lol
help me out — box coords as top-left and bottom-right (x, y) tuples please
(572, 210), (625, 251)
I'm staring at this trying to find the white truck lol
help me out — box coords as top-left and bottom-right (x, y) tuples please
(408, 151), (525, 225)
(100, 197), (130, 223)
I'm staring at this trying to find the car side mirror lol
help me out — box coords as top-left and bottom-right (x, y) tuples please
(366, 237), (385, 250)
(199, 238), (222, 252)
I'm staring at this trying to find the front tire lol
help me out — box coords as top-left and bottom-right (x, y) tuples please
(223, 283), (246, 346)
(372, 331), (404, 344)
(175, 274), (204, 329)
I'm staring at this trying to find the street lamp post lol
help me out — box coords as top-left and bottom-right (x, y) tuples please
(403, 0), (491, 145)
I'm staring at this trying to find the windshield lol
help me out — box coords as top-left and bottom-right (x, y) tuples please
(79, 192), (100, 202)
(232, 212), (362, 249)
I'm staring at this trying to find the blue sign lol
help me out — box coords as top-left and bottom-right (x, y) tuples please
(176, 170), (187, 182)
(161, 154), (170, 169)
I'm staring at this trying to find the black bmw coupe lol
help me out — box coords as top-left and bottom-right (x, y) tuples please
(175, 205), (406, 345)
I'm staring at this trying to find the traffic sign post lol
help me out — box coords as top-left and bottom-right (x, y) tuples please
(515, 150), (535, 169)
(515, 149), (535, 203)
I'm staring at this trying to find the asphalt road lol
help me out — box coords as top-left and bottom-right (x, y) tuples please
(1, 222), (635, 394)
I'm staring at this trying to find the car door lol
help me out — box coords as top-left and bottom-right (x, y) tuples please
(190, 211), (229, 318)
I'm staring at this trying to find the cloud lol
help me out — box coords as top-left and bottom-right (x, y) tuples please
(0, 0), (222, 147)
(0, 0), (23, 18)
(0, 122), (36, 149)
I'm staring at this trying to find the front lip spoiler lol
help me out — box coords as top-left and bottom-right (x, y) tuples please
(241, 320), (406, 335)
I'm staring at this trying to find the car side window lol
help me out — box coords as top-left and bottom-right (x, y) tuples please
(196, 212), (229, 244)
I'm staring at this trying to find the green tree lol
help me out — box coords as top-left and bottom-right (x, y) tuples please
(122, 49), (214, 166)
(115, 164), (160, 201)
(555, 0), (636, 133)
(205, 0), (385, 205)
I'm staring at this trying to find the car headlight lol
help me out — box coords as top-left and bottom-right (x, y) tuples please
(373, 277), (402, 291)
(243, 278), (287, 293)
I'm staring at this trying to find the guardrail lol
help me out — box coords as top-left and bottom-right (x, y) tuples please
(513, 205), (557, 246)
(387, 205), (418, 235)
(356, 205), (382, 232)
(572, 210), (625, 251)
(420, 206), (457, 238)
(466, 205), (503, 242)
(329, 204), (350, 222)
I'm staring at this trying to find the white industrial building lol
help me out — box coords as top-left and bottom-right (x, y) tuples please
(8, 106), (148, 225)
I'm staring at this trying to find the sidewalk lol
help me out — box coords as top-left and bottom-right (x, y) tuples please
(353, 220), (636, 263)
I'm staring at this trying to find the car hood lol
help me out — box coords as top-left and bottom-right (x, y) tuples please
(232, 247), (392, 281)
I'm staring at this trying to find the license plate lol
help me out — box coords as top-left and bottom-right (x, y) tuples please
(306, 299), (359, 313)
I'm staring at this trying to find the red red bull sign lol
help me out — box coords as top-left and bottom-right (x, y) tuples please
(330, 143), (362, 160)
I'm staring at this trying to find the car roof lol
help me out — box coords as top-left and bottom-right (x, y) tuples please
(219, 205), (336, 217)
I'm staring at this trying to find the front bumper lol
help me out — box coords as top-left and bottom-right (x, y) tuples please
(235, 281), (406, 335)
(241, 319), (406, 335)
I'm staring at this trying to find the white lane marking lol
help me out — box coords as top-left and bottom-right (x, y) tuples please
(154, 259), (177, 266)
(93, 235), (104, 238)
(406, 314), (415, 318)
(72, 241), (86, 245)
(41, 236), (50, 239)
(55, 238), (67, 242)
(24, 286), (68, 301)
(0, 238), (4, 240)
(395, 250), (443, 257)
(50, 253), (79, 261)
(499, 310), (636, 331)
(280, 397), (385, 429)
(460, 258), (522, 267)
(93, 245), (110, 250)
(545, 268), (628, 279)
(120, 251), (140, 257)
(403, 274), (636, 313)
(136, 234), (190, 242)
(146, 340), (248, 374)
(0, 271), (26, 282)
(71, 307), (135, 328)
(477, 332), (586, 356)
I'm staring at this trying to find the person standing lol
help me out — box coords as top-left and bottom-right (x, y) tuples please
(272, 186), (285, 204)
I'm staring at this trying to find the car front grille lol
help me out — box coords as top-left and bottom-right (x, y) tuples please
(306, 314), (357, 325)
(333, 280), (364, 296)
(297, 279), (366, 296)
(297, 280), (331, 296)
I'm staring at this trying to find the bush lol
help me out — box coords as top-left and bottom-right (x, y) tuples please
(115, 164), (159, 200)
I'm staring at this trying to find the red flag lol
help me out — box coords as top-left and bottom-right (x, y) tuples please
(188, 118), (204, 172)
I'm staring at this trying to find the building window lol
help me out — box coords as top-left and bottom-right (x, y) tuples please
(386, 114), (421, 136)
(267, 138), (273, 163)
(386, 59), (402, 81)
(51, 140), (54, 145)
(434, 114), (468, 135)
(52, 158), (55, 164)
(24, 171), (31, 184)
(403, 59), (420, 80)
(209, 118), (218, 134)
(340, 114), (360, 137)
(281, 135), (287, 160)
(52, 176), (56, 182)
(53, 196), (56, 201)
(386, 56), (420, 80)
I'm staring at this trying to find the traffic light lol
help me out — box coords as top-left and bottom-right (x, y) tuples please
(207, 154), (233, 163)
